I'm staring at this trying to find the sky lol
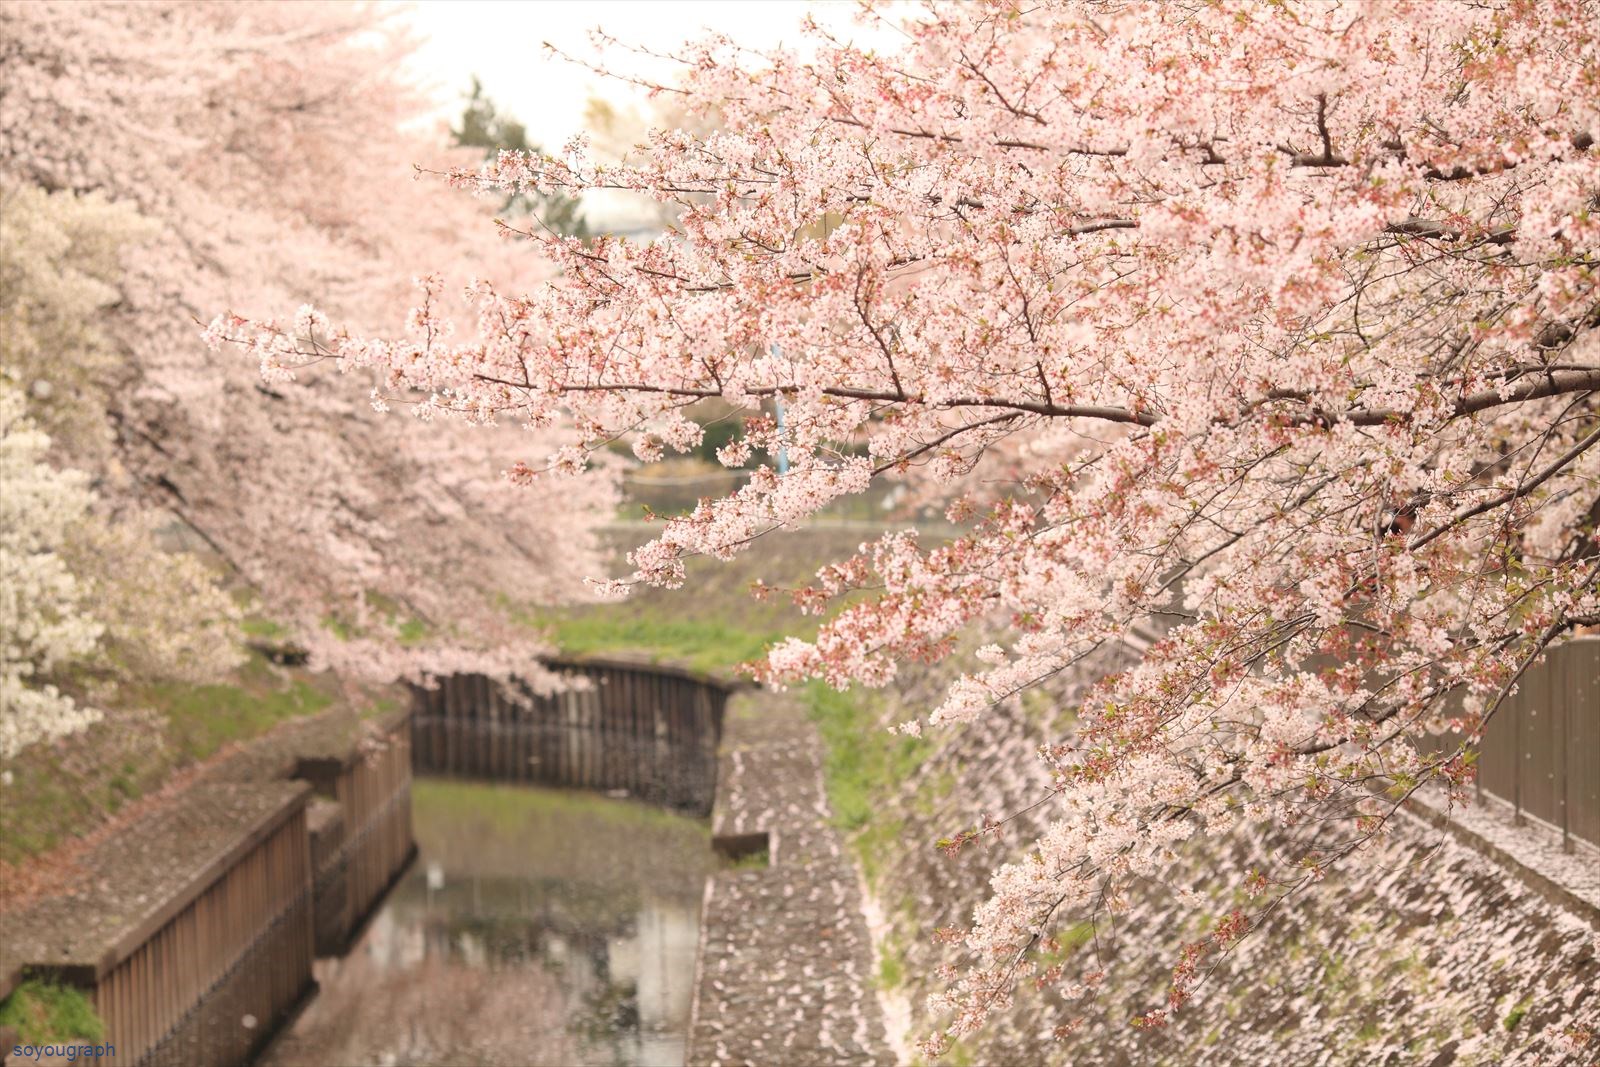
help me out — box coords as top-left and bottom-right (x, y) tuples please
(396, 1), (900, 230)
(400, 1), (893, 152)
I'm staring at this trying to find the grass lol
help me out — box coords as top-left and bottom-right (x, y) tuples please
(1060, 920), (1096, 952)
(0, 980), (104, 1044)
(1503, 995), (1533, 1031)
(803, 682), (929, 834)
(521, 548), (809, 678)
(875, 940), (907, 990)
(853, 816), (907, 888)
(535, 587), (935, 894)
(142, 650), (334, 763)
(309, 591), (433, 648)
(527, 527), (938, 890)
(725, 847), (771, 871)
(396, 617), (429, 645)
(943, 1040), (976, 1067)
(525, 523), (943, 906)
(0, 646), (353, 867)
(798, 681), (932, 889)
(521, 525), (884, 677)
(533, 610), (786, 677)
(238, 615), (287, 640)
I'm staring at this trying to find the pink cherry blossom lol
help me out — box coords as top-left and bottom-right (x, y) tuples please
(211, 0), (1600, 1042)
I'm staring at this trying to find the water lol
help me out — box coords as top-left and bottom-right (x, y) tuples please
(261, 779), (715, 1067)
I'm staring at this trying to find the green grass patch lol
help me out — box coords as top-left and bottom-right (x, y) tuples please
(396, 617), (429, 645)
(532, 610), (786, 676)
(1061, 920), (1096, 951)
(3, 751), (163, 864)
(803, 682), (928, 833)
(313, 591), (431, 647)
(1038, 920), (1097, 966)
(518, 525), (939, 890)
(944, 1040), (975, 1067)
(517, 525), (883, 677)
(145, 650), (334, 763)
(854, 815), (906, 888)
(724, 847), (770, 871)
(875, 940), (906, 990)
(319, 613), (355, 641)
(238, 616), (287, 640)
(0, 980), (104, 1044)
(0, 649), (348, 866)
(1503, 995), (1533, 1031)
(799, 680), (934, 892)
(914, 769), (959, 817)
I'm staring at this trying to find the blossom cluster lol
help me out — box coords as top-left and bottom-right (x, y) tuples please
(3, 1), (617, 687)
(213, 0), (1600, 1042)
(0, 382), (105, 757)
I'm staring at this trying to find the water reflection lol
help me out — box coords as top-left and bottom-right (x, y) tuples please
(262, 780), (713, 1067)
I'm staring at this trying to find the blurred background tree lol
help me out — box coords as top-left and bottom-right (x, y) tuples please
(453, 78), (589, 238)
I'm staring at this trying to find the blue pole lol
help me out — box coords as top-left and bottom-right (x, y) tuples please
(774, 394), (790, 475)
(772, 344), (789, 475)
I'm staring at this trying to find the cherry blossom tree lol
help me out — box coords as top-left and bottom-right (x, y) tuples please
(0, 185), (244, 757)
(0, 184), (153, 465)
(2, 0), (614, 684)
(0, 380), (107, 758)
(0, 377), (244, 758)
(213, 0), (1599, 1045)
(454, 78), (590, 238)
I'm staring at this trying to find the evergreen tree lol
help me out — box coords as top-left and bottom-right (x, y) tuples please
(452, 78), (587, 238)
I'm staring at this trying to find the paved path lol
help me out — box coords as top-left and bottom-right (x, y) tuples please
(687, 690), (894, 1066)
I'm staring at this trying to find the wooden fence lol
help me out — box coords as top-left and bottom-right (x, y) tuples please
(1, 708), (421, 1067)
(305, 801), (348, 957)
(5, 783), (316, 1067)
(294, 712), (416, 954)
(131, 807), (313, 1067)
(411, 658), (734, 815)
(1472, 636), (1599, 852)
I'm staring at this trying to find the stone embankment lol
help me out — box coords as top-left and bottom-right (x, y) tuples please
(863, 670), (1600, 1066)
(687, 690), (894, 1066)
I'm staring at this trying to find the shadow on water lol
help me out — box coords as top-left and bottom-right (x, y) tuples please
(260, 779), (715, 1067)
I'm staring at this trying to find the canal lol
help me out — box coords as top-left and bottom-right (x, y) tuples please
(259, 779), (716, 1067)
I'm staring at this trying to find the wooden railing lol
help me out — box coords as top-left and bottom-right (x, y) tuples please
(1, 710), (419, 1067)
(132, 812), (313, 1067)
(3, 783), (317, 1067)
(294, 714), (416, 952)
(411, 658), (736, 815)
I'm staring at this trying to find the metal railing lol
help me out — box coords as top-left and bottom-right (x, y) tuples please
(1472, 636), (1599, 852)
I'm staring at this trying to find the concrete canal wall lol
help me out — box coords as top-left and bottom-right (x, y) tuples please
(290, 714), (415, 955)
(686, 690), (893, 1065)
(1, 659), (738, 1067)
(852, 644), (1600, 1066)
(0, 708), (416, 1067)
(0, 783), (314, 1067)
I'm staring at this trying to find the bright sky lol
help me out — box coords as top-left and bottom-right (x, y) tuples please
(400, 1), (892, 152)
(397, 1), (899, 230)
